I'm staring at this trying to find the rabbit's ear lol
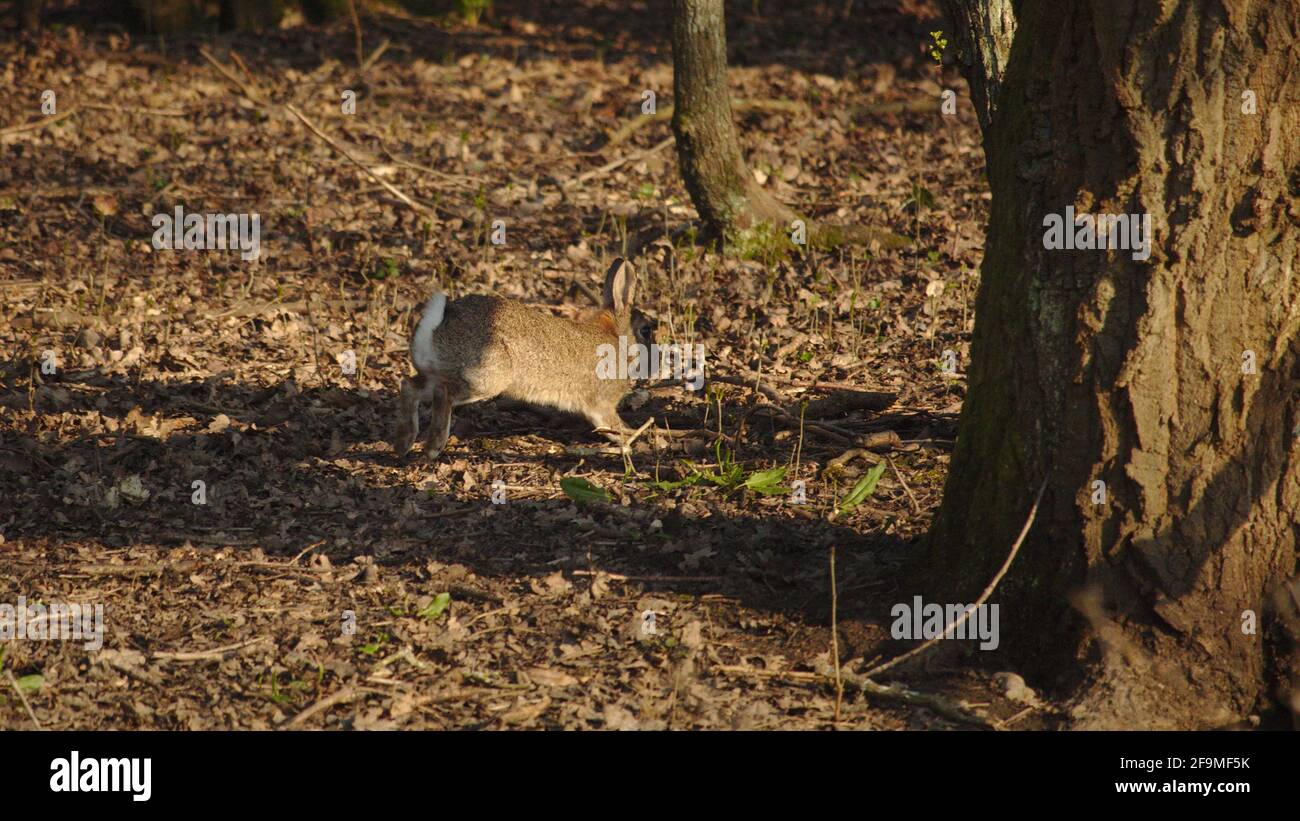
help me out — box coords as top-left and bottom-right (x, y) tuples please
(601, 258), (636, 315)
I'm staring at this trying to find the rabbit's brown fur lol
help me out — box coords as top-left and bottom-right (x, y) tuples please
(393, 258), (645, 459)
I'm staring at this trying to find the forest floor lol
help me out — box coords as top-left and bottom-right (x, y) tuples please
(0, 0), (1058, 729)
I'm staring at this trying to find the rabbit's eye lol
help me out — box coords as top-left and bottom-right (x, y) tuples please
(632, 311), (656, 347)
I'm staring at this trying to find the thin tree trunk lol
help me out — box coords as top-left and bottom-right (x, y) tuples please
(669, 0), (907, 252)
(18, 0), (43, 31)
(670, 0), (796, 247)
(924, 0), (1300, 727)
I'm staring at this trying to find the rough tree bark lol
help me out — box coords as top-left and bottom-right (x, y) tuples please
(669, 0), (906, 252)
(922, 0), (1300, 727)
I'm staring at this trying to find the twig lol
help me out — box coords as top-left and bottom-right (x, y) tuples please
(285, 103), (433, 217)
(285, 686), (359, 728)
(362, 38), (391, 72)
(289, 539), (326, 565)
(150, 636), (269, 663)
(624, 416), (656, 447)
(859, 478), (1050, 680)
(564, 136), (674, 189)
(996, 705), (1037, 729)
(0, 106), (78, 137)
(198, 48), (266, 105)
(82, 102), (186, 117)
(347, 0), (364, 70)
(887, 456), (921, 514)
(6, 670), (42, 730)
(227, 49), (258, 89)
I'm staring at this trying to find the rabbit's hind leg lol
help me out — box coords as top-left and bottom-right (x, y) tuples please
(392, 375), (426, 457)
(423, 380), (462, 460)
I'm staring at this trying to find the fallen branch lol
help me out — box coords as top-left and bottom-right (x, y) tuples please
(800, 388), (896, 418)
(814, 656), (994, 728)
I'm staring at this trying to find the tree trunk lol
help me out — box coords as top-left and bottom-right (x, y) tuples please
(669, 0), (796, 248)
(668, 0), (908, 253)
(119, 0), (204, 33)
(923, 0), (1300, 728)
(219, 0), (286, 31)
(18, 0), (43, 31)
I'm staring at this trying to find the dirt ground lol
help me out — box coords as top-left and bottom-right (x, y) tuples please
(0, 0), (1057, 729)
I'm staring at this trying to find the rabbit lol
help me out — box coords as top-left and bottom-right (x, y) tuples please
(392, 258), (654, 460)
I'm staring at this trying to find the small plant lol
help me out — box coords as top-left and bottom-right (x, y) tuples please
(732, 220), (798, 266)
(560, 476), (611, 504)
(455, 0), (491, 25)
(371, 257), (400, 280)
(417, 592), (452, 621)
(837, 461), (888, 515)
(647, 441), (789, 497)
(929, 30), (949, 63)
(742, 465), (789, 496)
(358, 633), (389, 656)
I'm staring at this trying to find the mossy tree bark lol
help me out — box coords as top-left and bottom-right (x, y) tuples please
(922, 0), (1300, 727)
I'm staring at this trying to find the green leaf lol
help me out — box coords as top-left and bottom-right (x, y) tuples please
(743, 466), (789, 496)
(838, 462), (887, 513)
(417, 592), (451, 620)
(15, 674), (43, 695)
(646, 474), (699, 491)
(560, 477), (611, 504)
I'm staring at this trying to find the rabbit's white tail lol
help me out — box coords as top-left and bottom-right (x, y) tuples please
(411, 292), (447, 373)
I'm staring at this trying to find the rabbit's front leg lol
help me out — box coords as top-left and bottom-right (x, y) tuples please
(587, 406), (630, 448)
